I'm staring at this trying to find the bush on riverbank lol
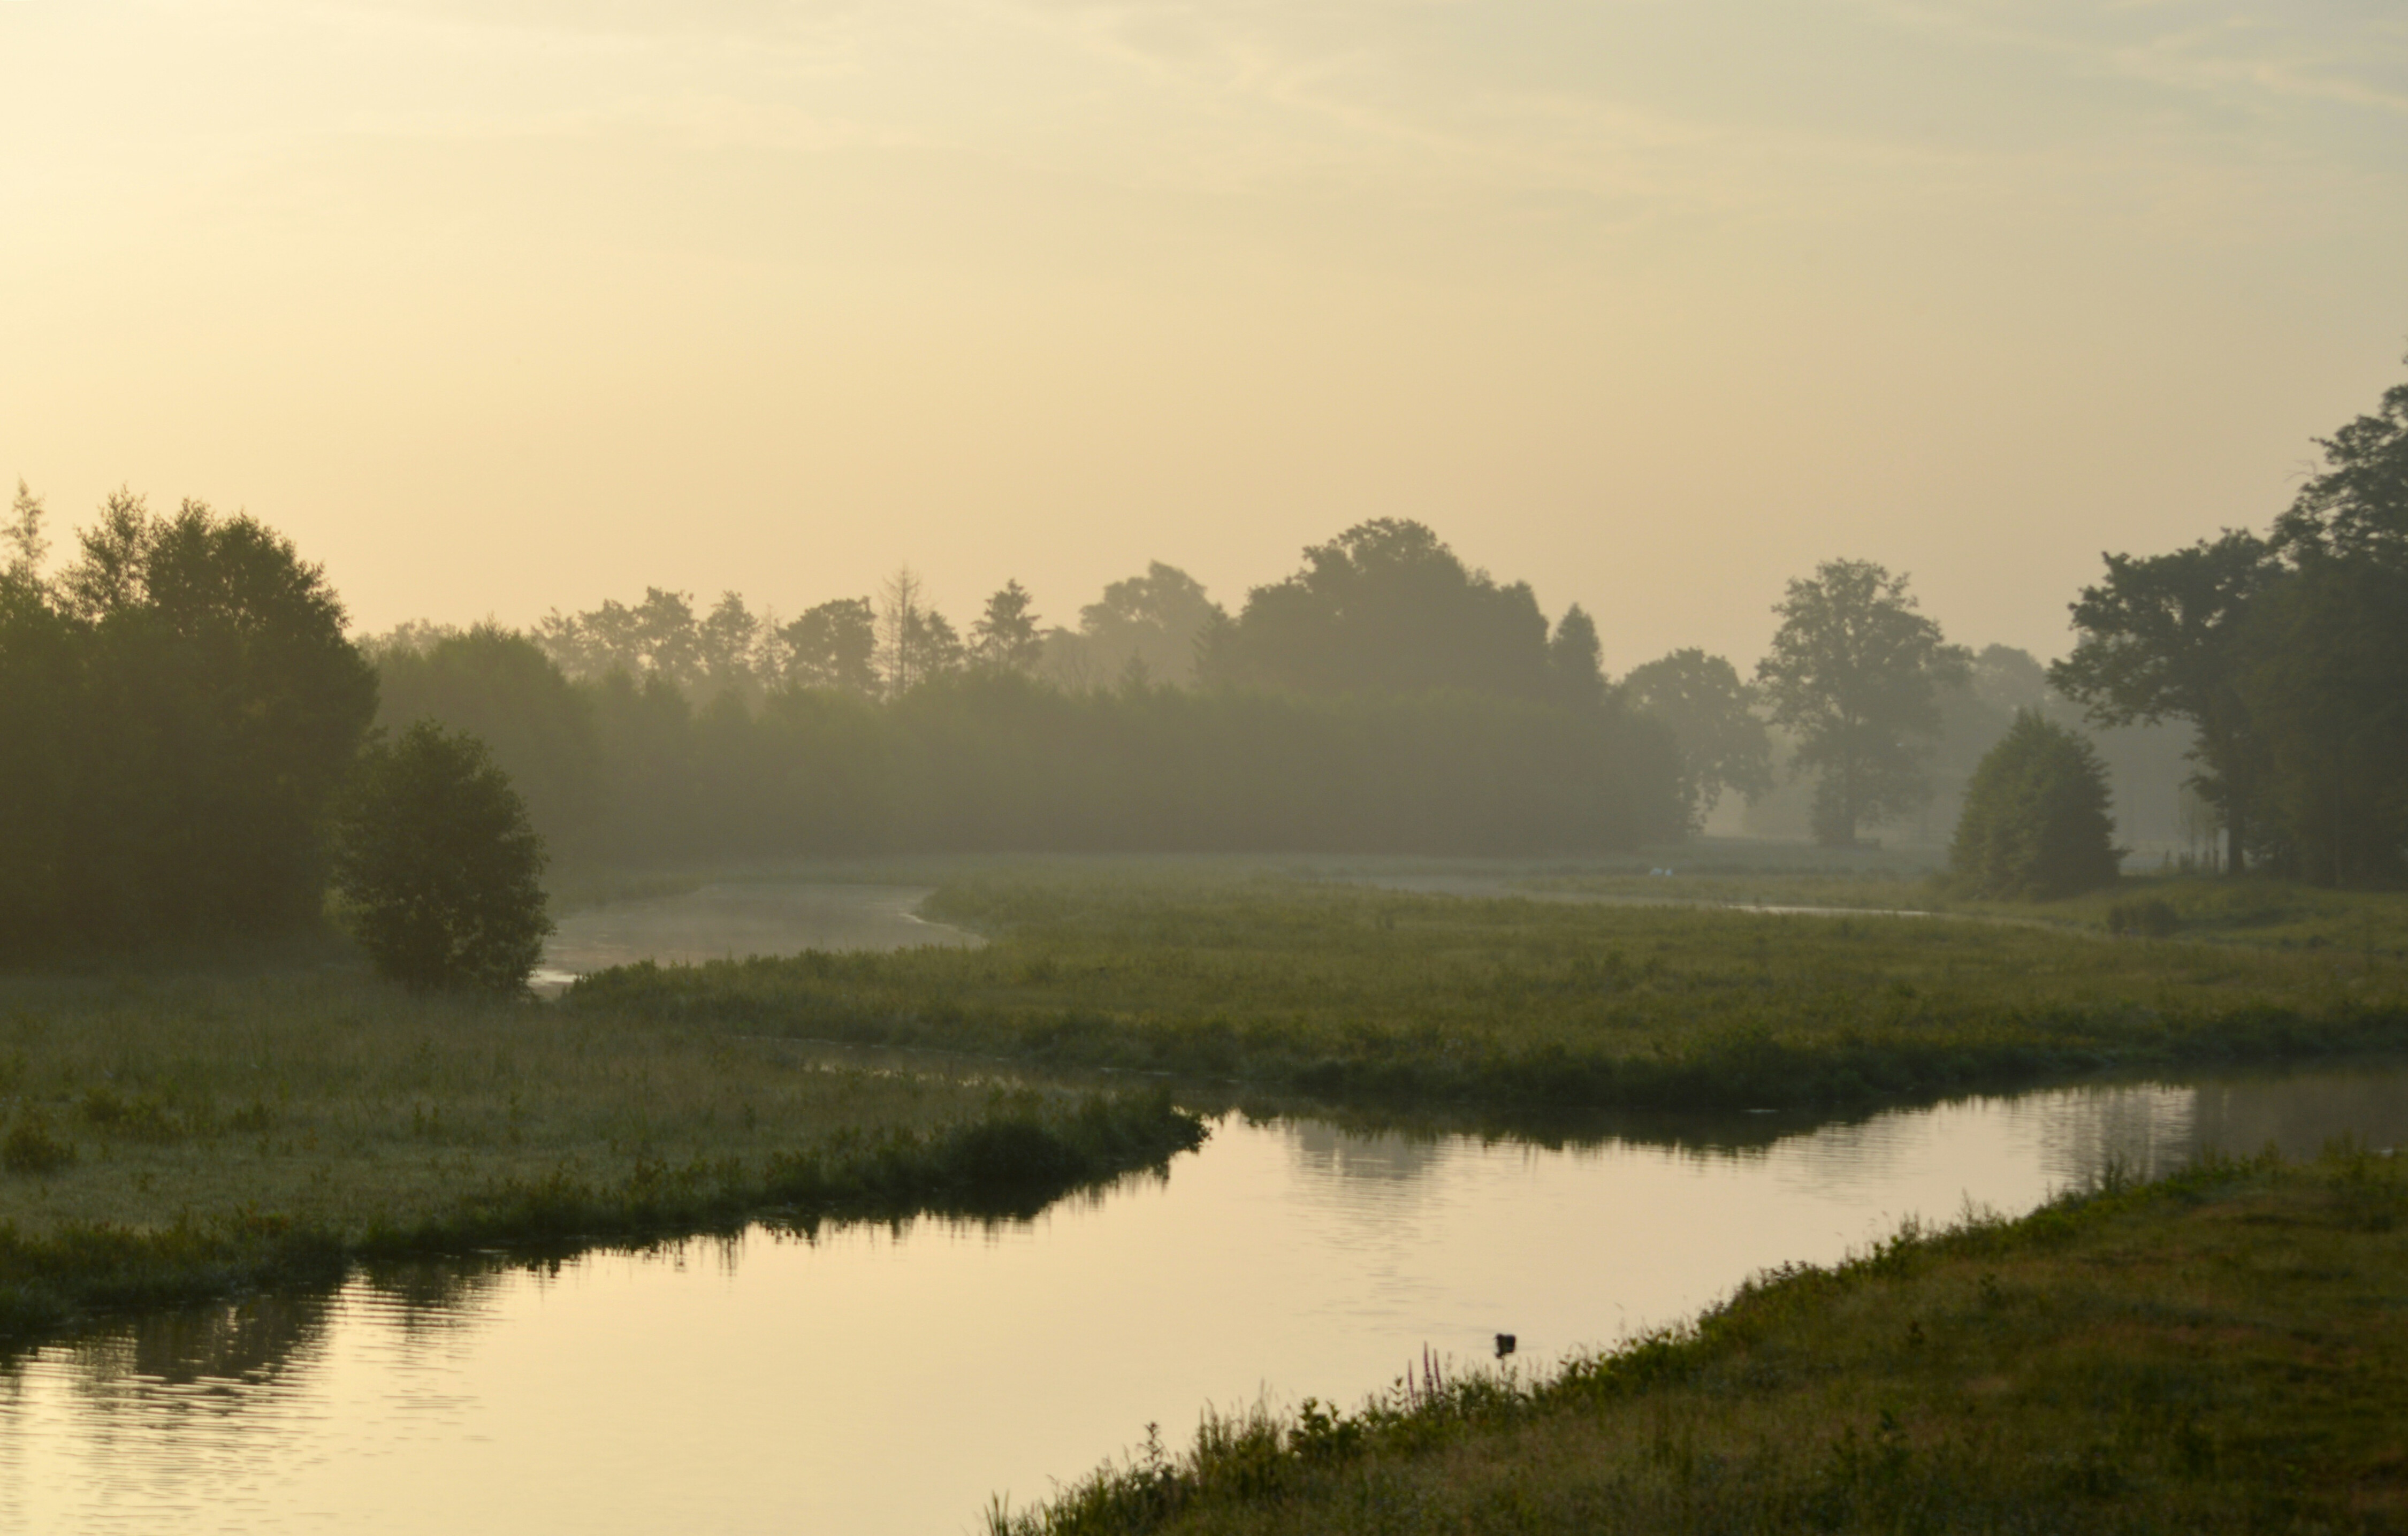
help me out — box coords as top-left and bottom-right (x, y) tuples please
(991, 1147), (2408, 1535)
(566, 873), (2408, 1112)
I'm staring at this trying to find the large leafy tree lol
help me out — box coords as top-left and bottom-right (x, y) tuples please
(2048, 530), (2276, 874)
(2238, 374), (2408, 882)
(1199, 519), (1567, 700)
(2236, 559), (2408, 884)
(1756, 560), (1969, 846)
(333, 722), (551, 992)
(1053, 562), (1225, 688)
(773, 597), (880, 695)
(60, 493), (378, 937)
(1622, 648), (1773, 831)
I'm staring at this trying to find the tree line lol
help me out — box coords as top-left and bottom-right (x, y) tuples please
(5, 358), (2403, 973)
(0, 508), (1686, 959)
(375, 519), (1685, 867)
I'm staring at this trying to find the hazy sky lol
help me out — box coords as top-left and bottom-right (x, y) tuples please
(4, 1), (2404, 668)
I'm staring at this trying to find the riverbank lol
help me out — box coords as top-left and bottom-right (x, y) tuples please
(1513, 866), (2408, 952)
(0, 966), (1203, 1346)
(993, 1145), (2408, 1534)
(567, 870), (2408, 1112)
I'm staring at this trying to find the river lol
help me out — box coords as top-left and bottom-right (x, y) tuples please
(2, 884), (2399, 1535)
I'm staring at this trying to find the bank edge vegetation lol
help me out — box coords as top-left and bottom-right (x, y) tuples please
(0, 967), (1202, 1346)
(989, 1147), (2408, 1535)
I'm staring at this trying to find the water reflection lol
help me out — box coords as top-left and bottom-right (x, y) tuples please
(1, 1061), (2399, 1536)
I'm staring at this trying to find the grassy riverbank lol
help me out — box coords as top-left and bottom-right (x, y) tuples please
(568, 869), (2408, 1112)
(1517, 865), (2408, 953)
(0, 965), (1203, 1344)
(993, 1147), (2408, 1534)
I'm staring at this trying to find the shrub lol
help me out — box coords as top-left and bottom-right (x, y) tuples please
(3, 1113), (76, 1174)
(332, 721), (552, 992)
(1951, 712), (2121, 900)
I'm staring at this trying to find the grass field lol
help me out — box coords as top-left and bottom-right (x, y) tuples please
(567, 868), (2408, 1112)
(0, 962), (1202, 1344)
(992, 1146), (2408, 1535)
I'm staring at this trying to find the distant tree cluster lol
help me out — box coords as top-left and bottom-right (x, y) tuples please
(516, 566), (1064, 704)
(1196, 519), (1607, 707)
(2053, 362), (2408, 884)
(365, 521), (1686, 865)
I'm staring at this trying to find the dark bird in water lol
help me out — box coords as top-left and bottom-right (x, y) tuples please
(1494, 1333), (1517, 1358)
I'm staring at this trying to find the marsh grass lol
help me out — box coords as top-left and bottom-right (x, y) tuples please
(0, 966), (1202, 1343)
(568, 869), (2408, 1112)
(993, 1146), (2408, 1535)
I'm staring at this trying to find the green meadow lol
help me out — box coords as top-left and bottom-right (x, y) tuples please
(0, 961), (1200, 1344)
(568, 867), (2408, 1112)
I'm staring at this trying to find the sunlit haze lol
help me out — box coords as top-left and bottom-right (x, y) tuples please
(5, 0), (2404, 666)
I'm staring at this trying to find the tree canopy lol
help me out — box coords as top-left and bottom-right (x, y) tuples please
(1199, 519), (1592, 702)
(1756, 559), (1969, 846)
(60, 494), (377, 939)
(2053, 360), (2408, 884)
(1949, 712), (2121, 900)
(1622, 648), (1773, 830)
(333, 722), (552, 993)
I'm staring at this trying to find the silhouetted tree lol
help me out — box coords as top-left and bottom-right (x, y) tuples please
(5, 480), (47, 580)
(1546, 605), (1607, 709)
(878, 568), (962, 693)
(1045, 562), (1225, 689)
(2273, 368), (2408, 563)
(1199, 520), (1563, 700)
(773, 598), (880, 695)
(1622, 648), (1773, 830)
(2048, 531), (2275, 873)
(333, 722), (551, 992)
(1949, 711), (2120, 899)
(60, 493), (377, 937)
(696, 591), (761, 700)
(971, 580), (1043, 673)
(1757, 559), (1969, 846)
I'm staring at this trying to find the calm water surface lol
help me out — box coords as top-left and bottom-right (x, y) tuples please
(6, 886), (2403, 1534)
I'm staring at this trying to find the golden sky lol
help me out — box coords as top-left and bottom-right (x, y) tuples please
(4, 1), (2404, 667)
